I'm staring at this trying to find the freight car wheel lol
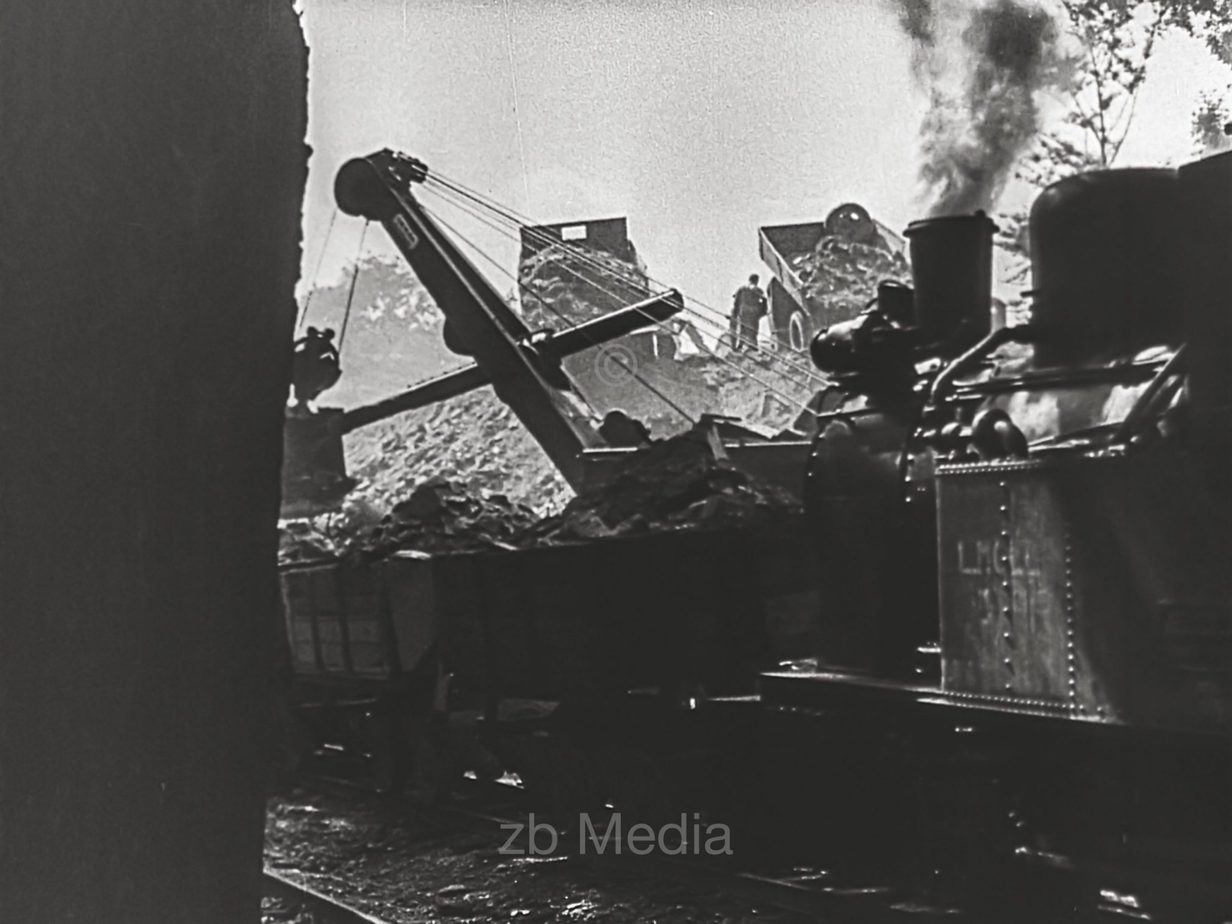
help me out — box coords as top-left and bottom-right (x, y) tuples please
(787, 310), (812, 354)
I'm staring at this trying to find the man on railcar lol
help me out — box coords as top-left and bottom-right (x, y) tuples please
(731, 274), (767, 352)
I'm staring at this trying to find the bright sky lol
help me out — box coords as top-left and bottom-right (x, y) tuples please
(299, 0), (1229, 314)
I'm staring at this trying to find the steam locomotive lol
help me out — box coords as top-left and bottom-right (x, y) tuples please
(759, 151), (1232, 913)
(283, 148), (1231, 916)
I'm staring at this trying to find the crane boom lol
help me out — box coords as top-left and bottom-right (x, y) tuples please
(332, 149), (681, 490)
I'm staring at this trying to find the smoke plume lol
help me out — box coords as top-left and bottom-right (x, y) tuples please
(894, 0), (1071, 216)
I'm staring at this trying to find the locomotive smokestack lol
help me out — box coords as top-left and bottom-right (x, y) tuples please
(892, 0), (1072, 217)
(904, 212), (997, 345)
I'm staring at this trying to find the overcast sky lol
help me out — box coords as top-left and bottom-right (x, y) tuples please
(299, 0), (1229, 314)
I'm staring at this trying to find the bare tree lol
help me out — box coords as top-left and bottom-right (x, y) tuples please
(998, 0), (1232, 278)
(1021, 0), (1231, 186)
(1192, 88), (1232, 152)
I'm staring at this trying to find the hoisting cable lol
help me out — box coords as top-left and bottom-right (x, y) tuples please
(419, 201), (698, 425)
(296, 207), (340, 333)
(422, 169), (825, 383)
(420, 182), (821, 409)
(423, 193), (825, 393)
(396, 202), (602, 420)
(421, 198), (818, 426)
(500, 0), (533, 212)
(418, 199), (663, 420)
(421, 180), (823, 400)
(420, 186), (818, 417)
(336, 220), (370, 350)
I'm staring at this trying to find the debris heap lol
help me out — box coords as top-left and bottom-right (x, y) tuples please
(279, 477), (539, 564)
(344, 386), (573, 516)
(355, 477), (538, 557)
(519, 242), (650, 328)
(280, 424), (801, 564)
(523, 424), (802, 544)
(793, 236), (911, 319)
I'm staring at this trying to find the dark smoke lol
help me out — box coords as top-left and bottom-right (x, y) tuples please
(894, 0), (1070, 216)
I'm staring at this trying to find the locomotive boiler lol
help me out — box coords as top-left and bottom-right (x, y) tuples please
(762, 151), (1232, 914)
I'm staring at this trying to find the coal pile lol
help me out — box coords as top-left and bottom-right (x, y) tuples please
(351, 477), (538, 557)
(523, 424), (802, 544)
(344, 386), (573, 517)
(278, 520), (343, 564)
(794, 236), (911, 318)
(518, 242), (650, 329)
(279, 477), (539, 564)
(280, 424), (801, 564)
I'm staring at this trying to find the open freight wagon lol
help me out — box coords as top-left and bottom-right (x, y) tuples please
(279, 519), (818, 791)
(759, 203), (907, 353)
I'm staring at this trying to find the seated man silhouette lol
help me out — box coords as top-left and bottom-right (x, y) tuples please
(290, 327), (342, 410)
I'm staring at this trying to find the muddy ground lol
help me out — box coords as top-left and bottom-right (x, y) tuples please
(262, 787), (821, 924)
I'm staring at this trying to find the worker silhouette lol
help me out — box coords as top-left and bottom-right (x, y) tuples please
(731, 274), (767, 352)
(291, 326), (342, 409)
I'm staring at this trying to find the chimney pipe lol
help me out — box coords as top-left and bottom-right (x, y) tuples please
(903, 213), (997, 347)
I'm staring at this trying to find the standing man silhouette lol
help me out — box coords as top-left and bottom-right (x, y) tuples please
(731, 273), (767, 351)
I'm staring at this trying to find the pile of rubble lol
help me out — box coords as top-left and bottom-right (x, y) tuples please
(279, 424), (801, 564)
(793, 236), (911, 318)
(350, 477), (538, 558)
(279, 477), (540, 564)
(518, 242), (650, 329)
(344, 386), (573, 517)
(278, 520), (343, 564)
(522, 423), (802, 544)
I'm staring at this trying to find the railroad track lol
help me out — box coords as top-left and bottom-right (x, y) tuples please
(272, 773), (1232, 923)
(263, 868), (390, 924)
(270, 779), (999, 923)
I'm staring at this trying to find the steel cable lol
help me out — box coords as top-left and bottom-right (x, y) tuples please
(419, 181), (821, 416)
(297, 207), (340, 333)
(420, 201), (698, 425)
(421, 170), (825, 383)
(337, 221), (370, 349)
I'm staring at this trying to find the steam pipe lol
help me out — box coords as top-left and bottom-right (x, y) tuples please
(928, 325), (1033, 406)
(1113, 344), (1187, 445)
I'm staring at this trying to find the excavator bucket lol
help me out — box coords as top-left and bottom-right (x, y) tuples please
(280, 409), (356, 519)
